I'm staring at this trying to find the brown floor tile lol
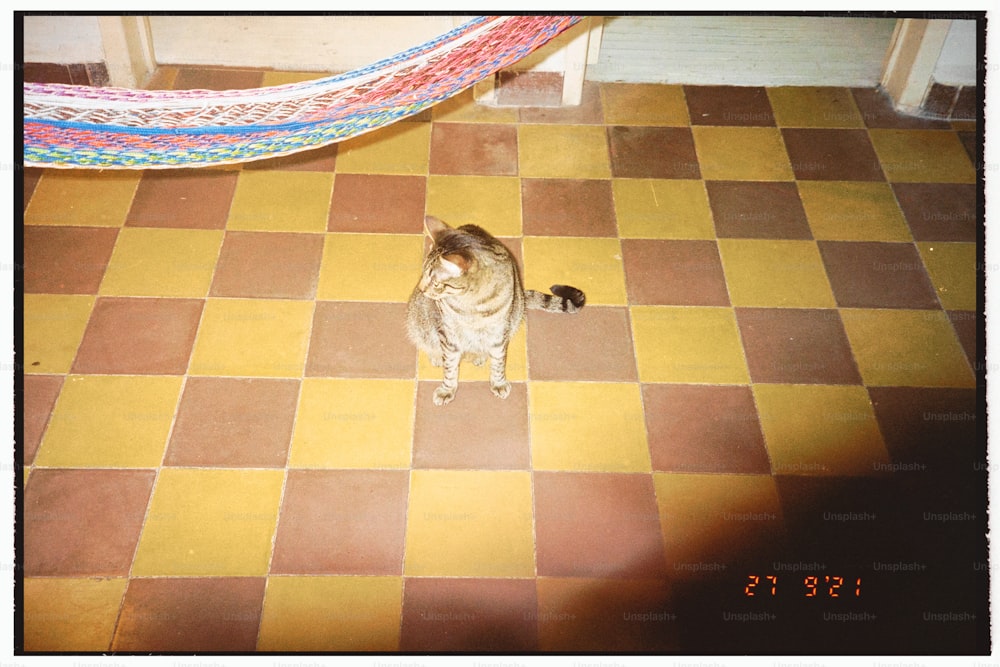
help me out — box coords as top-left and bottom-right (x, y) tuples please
(244, 143), (338, 171)
(818, 241), (940, 309)
(496, 70), (563, 107)
(429, 123), (518, 176)
(736, 307), (862, 384)
(526, 306), (637, 381)
(328, 174), (426, 233)
(23, 62), (74, 85)
(306, 301), (415, 378)
(72, 297), (203, 374)
(775, 475), (923, 562)
(519, 80), (605, 124)
(25, 469), (155, 576)
(534, 472), (667, 578)
(521, 178), (618, 236)
(24, 226), (118, 294)
(643, 384), (770, 474)
(922, 83), (959, 118)
(868, 386), (978, 474)
(608, 126), (701, 179)
(782, 128), (886, 181)
(23, 168), (43, 211)
(892, 183), (978, 242)
(948, 310), (979, 367)
(400, 577), (538, 652)
(126, 170), (239, 229)
(112, 577), (265, 652)
(851, 87), (952, 129)
(22, 375), (63, 465)
(622, 239), (730, 306)
(685, 85), (775, 126)
(413, 381), (529, 469)
(165, 377), (298, 467)
(210, 231), (323, 299)
(707, 181), (812, 239)
(953, 87), (978, 121)
(778, 471), (981, 573)
(958, 130), (978, 163)
(172, 67), (264, 90)
(271, 470), (408, 575)
(536, 576), (677, 653)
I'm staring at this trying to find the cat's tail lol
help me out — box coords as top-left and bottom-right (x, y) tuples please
(525, 285), (586, 314)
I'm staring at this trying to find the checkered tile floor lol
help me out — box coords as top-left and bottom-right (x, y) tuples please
(20, 67), (985, 654)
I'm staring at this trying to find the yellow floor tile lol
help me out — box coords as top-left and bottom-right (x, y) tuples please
(289, 378), (414, 468)
(601, 83), (690, 125)
(718, 239), (837, 307)
(334, 121), (431, 174)
(766, 86), (866, 128)
(417, 322), (527, 382)
(227, 170), (333, 232)
(797, 181), (913, 241)
(652, 473), (784, 565)
(99, 228), (223, 297)
(432, 88), (519, 123)
(840, 309), (975, 387)
(518, 124), (611, 179)
(869, 129), (977, 183)
(692, 126), (795, 181)
(917, 242), (977, 311)
(529, 381), (650, 472)
(522, 236), (627, 306)
(425, 175), (522, 237)
(24, 171), (141, 226)
(23, 294), (96, 374)
(131, 467), (284, 576)
(754, 384), (891, 476)
(35, 374), (181, 468)
(316, 233), (424, 301)
(145, 66), (179, 90)
(258, 576), (402, 651)
(188, 299), (313, 377)
(404, 470), (534, 577)
(24, 577), (127, 652)
(630, 306), (750, 384)
(613, 179), (715, 239)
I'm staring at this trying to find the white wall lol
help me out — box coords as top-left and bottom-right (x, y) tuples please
(147, 15), (459, 71)
(23, 15), (103, 63)
(23, 15), (574, 74)
(22, 15), (978, 89)
(586, 16), (899, 87)
(933, 19), (978, 85)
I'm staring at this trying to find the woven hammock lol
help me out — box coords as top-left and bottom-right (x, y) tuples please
(23, 15), (581, 169)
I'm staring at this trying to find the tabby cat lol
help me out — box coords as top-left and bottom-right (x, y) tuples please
(406, 216), (585, 405)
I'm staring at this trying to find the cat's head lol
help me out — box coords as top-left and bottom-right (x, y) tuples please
(416, 216), (476, 300)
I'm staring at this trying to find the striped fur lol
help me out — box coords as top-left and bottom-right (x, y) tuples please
(406, 216), (585, 405)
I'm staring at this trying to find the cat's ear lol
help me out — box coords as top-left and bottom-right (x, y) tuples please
(424, 216), (452, 244)
(441, 253), (472, 276)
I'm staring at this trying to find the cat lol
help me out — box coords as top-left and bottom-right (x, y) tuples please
(406, 216), (585, 405)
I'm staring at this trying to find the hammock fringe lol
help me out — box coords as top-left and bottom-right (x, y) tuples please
(23, 15), (582, 169)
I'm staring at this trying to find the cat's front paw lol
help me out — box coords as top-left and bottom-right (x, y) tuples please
(490, 381), (511, 399)
(433, 385), (456, 405)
